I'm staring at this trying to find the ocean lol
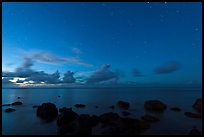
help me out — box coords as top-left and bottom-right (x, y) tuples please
(2, 87), (202, 135)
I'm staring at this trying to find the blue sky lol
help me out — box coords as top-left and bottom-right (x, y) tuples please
(2, 2), (202, 87)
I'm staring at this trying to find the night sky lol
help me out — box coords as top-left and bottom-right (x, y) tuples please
(2, 2), (202, 87)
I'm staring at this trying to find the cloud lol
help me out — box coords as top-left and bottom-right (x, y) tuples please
(132, 68), (144, 77)
(32, 51), (92, 67)
(62, 71), (76, 83)
(154, 61), (180, 74)
(86, 64), (119, 84)
(2, 58), (76, 84)
(72, 48), (81, 54)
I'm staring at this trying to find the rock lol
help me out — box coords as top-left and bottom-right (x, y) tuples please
(141, 115), (160, 122)
(102, 127), (123, 135)
(95, 106), (98, 108)
(5, 108), (16, 112)
(184, 112), (202, 119)
(135, 120), (151, 130)
(75, 114), (92, 135)
(117, 101), (130, 110)
(2, 104), (11, 106)
(119, 117), (140, 130)
(17, 97), (21, 99)
(189, 126), (202, 135)
(90, 115), (100, 127)
(170, 107), (181, 112)
(58, 96), (61, 98)
(74, 104), (86, 108)
(144, 100), (167, 112)
(100, 112), (120, 125)
(109, 105), (115, 109)
(33, 105), (39, 108)
(11, 101), (23, 106)
(37, 102), (58, 122)
(57, 107), (78, 126)
(193, 98), (202, 112)
(122, 111), (130, 116)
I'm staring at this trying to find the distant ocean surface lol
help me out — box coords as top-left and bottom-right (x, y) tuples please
(2, 87), (202, 135)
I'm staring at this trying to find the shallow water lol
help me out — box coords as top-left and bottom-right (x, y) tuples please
(2, 87), (202, 135)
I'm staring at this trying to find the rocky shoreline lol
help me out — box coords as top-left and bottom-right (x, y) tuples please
(2, 98), (202, 135)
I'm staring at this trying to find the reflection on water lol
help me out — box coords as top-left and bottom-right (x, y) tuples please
(2, 87), (202, 135)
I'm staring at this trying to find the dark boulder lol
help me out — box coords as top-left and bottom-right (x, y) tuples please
(141, 115), (160, 122)
(117, 101), (130, 110)
(37, 102), (58, 122)
(11, 101), (23, 106)
(90, 115), (100, 127)
(57, 107), (78, 127)
(144, 100), (167, 112)
(74, 104), (86, 108)
(170, 107), (181, 112)
(184, 112), (202, 119)
(189, 126), (202, 135)
(5, 108), (16, 112)
(192, 98), (202, 112)
(100, 112), (120, 125)
(17, 97), (21, 99)
(122, 111), (130, 116)
(58, 96), (61, 98)
(75, 114), (92, 135)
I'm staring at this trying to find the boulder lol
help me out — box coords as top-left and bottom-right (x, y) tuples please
(100, 112), (120, 125)
(11, 101), (23, 106)
(117, 101), (130, 110)
(192, 98), (202, 112)
(5, 108), (16, 112)
(95, 106), (98, 108)
(170, 107), (181, 112)
(189, 126), (202, 135)
(17, 97), (21, 99)
(37, 102), (58, 122)
(144, 100), (167, 112)
(141, 115), (160, 122)
(184, 112), (202, 119)
(122, 111), (130, 116)
(90, 115), (100, 127)
(75, 114), (92, 135)
(57, 107), (78, 126)
(58, 96), (61, 98)
(74, 104), (86, 108)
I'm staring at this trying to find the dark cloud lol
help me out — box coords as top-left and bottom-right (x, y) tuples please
(2, 58), (76, 84)
(16, 79), (25, 83)
(62, 71), (76, 83)
(132, 68), (144, 77)
(154, 61), (180, 74)
(86, 64), (119, 84)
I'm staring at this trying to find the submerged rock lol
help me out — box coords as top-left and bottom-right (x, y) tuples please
(189, 126), (202, 135)
(122, 111), (131, 116)
(144, 100), (167, 112)
(37, 102), (58, 122)
(95, 106), (98, 108)
(117, 101), (130, 110)
(5, 108), (16, 112)
(74, 104), (86, 108)
(11, 101), (23, 106)
(33, 105), (40, 108)
(109, 105), (115, 109)
(192, 98), (202, 112)
(141, 115), (160, 122)
(2, 104), (11, 106)
(170, 107), (181, 112)
(17, 97), (21, 99)
(58, 96), (61, 98)
(184, 112), (202, 119)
